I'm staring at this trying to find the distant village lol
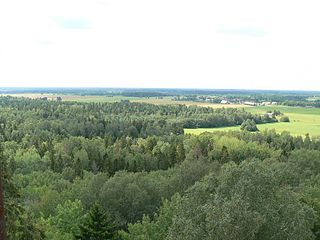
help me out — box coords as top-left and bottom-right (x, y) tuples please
(220, 99), (278, 106)
(174, 95), (278, 106)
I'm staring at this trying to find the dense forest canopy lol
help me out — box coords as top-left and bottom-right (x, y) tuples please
(1, 95), (320, 239)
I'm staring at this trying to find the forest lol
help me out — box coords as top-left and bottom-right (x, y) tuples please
(1, 95), (320, 239)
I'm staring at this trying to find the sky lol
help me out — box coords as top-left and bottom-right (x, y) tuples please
(0, 0), (320, 90)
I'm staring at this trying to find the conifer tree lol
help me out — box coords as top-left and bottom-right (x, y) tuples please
(0, 143), (6, 240)
(176, 141), (186, 163)
(0, 141), (43, 239)
(76, 203), (117, 240)
(220, 145), (230, 164)
(74, 157), (84, 179)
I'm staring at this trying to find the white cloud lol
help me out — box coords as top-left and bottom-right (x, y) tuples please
(0, 0), (320, 90)
(216, 28), (266, 37)
(50, 16), (91, 29)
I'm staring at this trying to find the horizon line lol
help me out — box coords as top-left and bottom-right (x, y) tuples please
(0, 87), (320, 93)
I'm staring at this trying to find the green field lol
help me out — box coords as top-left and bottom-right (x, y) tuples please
(185, 106), (320, 137)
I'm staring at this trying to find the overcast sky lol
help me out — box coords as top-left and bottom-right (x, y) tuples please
(0, 0), (320, 90)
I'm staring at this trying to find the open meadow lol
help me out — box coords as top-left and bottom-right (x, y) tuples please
(185, 105), (320, 137)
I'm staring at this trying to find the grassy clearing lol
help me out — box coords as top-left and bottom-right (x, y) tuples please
(184, 121), (320, 137)
(185, 105), (320, 137)
(248, 105), (320, 115)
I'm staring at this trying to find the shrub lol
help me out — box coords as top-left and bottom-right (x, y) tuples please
(240, 120), (259, 132)
(279, 116), (290, 122)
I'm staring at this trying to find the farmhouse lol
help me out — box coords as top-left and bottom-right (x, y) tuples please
(220, 100), (230, 104)
(244, 101), (257, 106)
(261, 101), (272, 106)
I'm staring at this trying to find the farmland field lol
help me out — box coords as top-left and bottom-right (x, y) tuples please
(185, 105), (320, 137)
(1, 93), (248, 108)
(0, 93), (142, 103)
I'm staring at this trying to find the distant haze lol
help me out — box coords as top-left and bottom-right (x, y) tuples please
(1, 0), (320, 90)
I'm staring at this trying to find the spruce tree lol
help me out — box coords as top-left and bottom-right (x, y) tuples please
(76, 203), (117, 240)
(74, 157), (84, 179)
(0, 142), (6, 240)
(0, 140), (43, 239)
(220, 145), (230, 164)
(176, 141), (186, 163)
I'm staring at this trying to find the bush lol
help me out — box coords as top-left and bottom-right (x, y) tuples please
(240, 120), (259, 132)
(279, 116), (290, 122)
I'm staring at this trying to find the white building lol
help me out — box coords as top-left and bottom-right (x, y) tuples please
(244, 101), (257, 106)
(261, 101), (272, 106)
